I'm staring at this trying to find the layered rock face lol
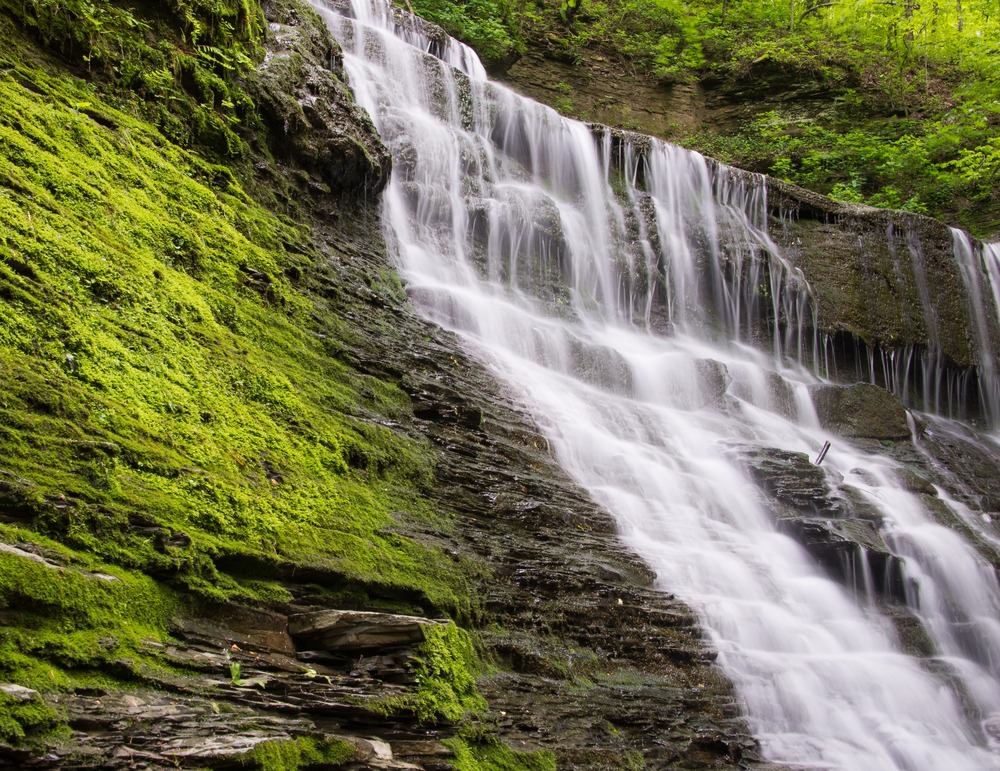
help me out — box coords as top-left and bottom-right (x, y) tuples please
(766, 180), (984, 367)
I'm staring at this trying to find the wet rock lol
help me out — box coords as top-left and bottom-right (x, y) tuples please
(407, 378), (484, 428)
(810, 382), (911, 439)
(776, 517), (907, 602)
(695, 358), (731, 409)
(161, 732), (289, 761)
(731, 444), (906, 601)
(566, 337), (634, 393)
(172, 605), (295, 656)
(244, 0), (391, 195)
(734, 445), (839, 516)
(288, 609), (447, 651)
(768, 180), (979, 370)
(918, 418), (1000, 516)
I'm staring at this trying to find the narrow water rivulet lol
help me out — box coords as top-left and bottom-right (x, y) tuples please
(315, 1), (1000, 765)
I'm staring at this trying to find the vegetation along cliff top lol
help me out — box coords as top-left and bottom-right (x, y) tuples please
(414, 0), (1000, 239)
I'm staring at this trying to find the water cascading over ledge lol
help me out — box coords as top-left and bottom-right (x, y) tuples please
(315, 0), (1000, 765)
(766, 182), (1000, 427)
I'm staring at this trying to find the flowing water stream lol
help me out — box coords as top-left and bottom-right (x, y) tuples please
(313, 1), (1000, 765)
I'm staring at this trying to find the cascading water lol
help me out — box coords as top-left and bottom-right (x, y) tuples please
(952, 230), (1000, 424)
(314, 0), (1000, 765)
(815, 225), (1000, 425)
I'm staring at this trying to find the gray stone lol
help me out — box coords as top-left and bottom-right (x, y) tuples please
(0, 683), (40, 702)
(288, 610), (447, 651)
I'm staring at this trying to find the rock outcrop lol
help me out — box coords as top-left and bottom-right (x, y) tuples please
(766, 179), (982, 368)
(246, 0), (392, 194)
(810, 382), (911, 440)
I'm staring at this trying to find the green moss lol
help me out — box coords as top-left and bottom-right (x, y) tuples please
(375, 623), (487, 723)
(0, 17), (477, 699)
(0, 525), (179, 688)
(241, 735), (355, 770)
(445, 733), (557, 771)
(0, 0), (262, 156)
(0, 688), (69, 748)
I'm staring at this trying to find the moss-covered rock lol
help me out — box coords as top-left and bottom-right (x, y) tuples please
(810, 383), (911, 440)
(0, 684), (68, 749)
(0, 1), (472, 691)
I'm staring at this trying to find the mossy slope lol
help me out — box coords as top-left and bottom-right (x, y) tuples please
(0, 16), (471, 700)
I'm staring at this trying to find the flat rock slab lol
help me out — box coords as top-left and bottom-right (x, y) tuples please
(288, 610), (447, 651)
(810, 382), (911, 439)
(0, 683), (40, 701)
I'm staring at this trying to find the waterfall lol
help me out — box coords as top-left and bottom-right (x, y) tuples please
(815, 226), (1000, 426)
(952, 231), (1000, 425)
(313, 0), (1000, 765)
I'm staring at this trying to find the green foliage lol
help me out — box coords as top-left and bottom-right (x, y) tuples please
(241, 736), (355, 770)
(410, 0), (1000, 233)
(409, 0), (524, 68)
(685, 101), (998, 231)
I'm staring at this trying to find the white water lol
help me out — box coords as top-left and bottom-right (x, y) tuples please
(315, 1), (1000, 765)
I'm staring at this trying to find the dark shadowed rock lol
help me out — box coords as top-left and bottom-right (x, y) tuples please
(244, 0), (391, 195)
(810, 383), (911, 439)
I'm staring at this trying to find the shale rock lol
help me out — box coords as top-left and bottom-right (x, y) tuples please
(736, 445), (839, 516)
(767, 178), (980, 369)
(289, 610), (447, 651)
(320, 201), (759, 764)
(810, 382), (911, 440)
(732, 444), (905, 601)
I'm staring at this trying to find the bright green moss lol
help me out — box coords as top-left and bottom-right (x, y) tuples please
(445, 734), (557, 771)
(0, 688), (69, 748)
(0, 0), (263, 156)
(0, 525), (179, 689)
(375, 623), (487, 723)
(241, 736), (356, 770)
(413, 624), (487, 722)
